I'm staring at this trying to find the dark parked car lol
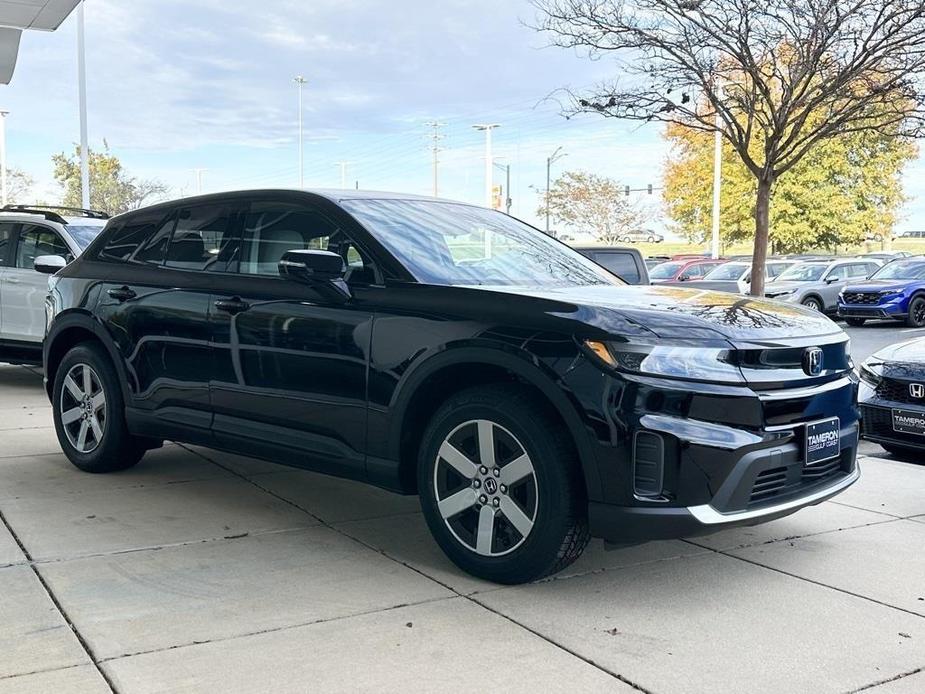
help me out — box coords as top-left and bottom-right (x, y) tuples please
(43, 190), (859, 584)
(837, 257), (925, 327)
(574, 246), (649, 284)
(648, 258), (726, 283)
(858, 338), (925, 461)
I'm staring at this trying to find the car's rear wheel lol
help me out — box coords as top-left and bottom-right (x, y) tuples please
(802, 297), (823, 312)
(881, 443), (922, 463)
(418, 384), (589, 584)
(845, 317), (866, 327)
(906, 296), (925, 328)
(53, 343), (147, 473)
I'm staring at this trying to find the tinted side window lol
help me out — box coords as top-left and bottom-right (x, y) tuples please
(165, 204), (233, 272)
(15, 225), (70, 268)
(0, 222), (15, 266)
(594, 252), (640, 283)
(100, 211), (172, 264)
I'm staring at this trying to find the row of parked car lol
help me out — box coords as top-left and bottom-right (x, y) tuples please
(577, 247), (925, 328)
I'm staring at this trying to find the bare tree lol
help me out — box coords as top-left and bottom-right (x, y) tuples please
(540, 170), (649, 242)
(534, 0), (925, 294)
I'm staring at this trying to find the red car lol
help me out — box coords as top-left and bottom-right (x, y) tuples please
(649, 258), (727, 283)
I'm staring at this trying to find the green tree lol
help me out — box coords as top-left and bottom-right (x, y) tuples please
(663, 122), (917, 253)
(539, 170), (648, 243)
(52, 143), (168, 216)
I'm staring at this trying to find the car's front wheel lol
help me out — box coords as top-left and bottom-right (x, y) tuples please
(907, 296), (925, 328)
(53, 342), (147, 473)
(802, 297), (823, 312)
(418, 384), (589, 584)
(845, 317), (866, 327)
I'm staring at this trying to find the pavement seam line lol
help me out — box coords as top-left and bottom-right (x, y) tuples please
(683, 539), (925, 620)
(847, 665), (924, 693)
(829, 500), (908, 519)
(98, 594), (457, 664)
(179, 443), (655, 691)
(0, 506), (119, 694)
(0, 662), (89, 683)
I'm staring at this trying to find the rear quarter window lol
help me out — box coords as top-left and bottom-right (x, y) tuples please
(593, 251), (640, 284)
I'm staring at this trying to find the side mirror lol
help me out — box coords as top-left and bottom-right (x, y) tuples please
(34, 255), (67, 274)
(677, 273), (691, 281)
(825, 276), (840, 284)
(278, 249), (350, 302)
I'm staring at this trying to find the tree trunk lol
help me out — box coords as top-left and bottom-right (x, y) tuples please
(750, 177), (773, 297)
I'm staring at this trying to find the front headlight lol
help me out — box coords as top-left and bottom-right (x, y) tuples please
(584, 340), (744, 383)
(858, 358), (883, 387)
(767, 289), (796, 298)
(879, 289), (902, 298)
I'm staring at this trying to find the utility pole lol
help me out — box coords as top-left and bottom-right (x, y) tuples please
(294, 75), (307, 187)
(545, 146), (566, 235)
(192, 168), (207, 195)
(472, 124), (500, 208)
(424, 121), (444, 197)
(710, 84), (723, 259)
(77, 0), (90, 208)
(0, 111), (8, 207)
(494, 161), (511, 214)
(335, 162), (350, 189)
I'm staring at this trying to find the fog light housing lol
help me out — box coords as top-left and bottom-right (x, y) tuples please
(633, 431), (664, 498)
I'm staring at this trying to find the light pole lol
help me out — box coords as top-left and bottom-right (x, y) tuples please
(0, 110), (8, 207)
(77, 0), (90, 208)
(425, 121), (444, 197)
(472, 124), (500, 208)
(192, 168), (207, 195)
(710, 83), (723, 259)
(335, 161), (350, 189)
(545, 146), (566, 235)
(294, 75), (307, 187)
(494, 161), (511, 214)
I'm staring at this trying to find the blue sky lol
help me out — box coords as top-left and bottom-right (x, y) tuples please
(2, 0), (924, 234)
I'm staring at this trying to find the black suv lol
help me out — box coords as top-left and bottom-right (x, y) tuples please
(44, 190), (860, 584)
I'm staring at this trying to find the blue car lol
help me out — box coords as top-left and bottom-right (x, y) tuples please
(837, 258), (925, 327)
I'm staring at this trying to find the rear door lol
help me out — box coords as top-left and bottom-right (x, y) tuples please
(94, 202), (241, 442)
(591, 250), (642, 284)
(0, 224), (71, 342)
(0, 222), (16, 337)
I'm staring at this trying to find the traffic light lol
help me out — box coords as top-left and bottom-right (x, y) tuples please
(624, 185), (630, 196)
(648, 184), (653, 194)
(492, 185), (503, 210)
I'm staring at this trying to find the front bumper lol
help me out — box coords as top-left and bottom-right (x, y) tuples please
(578, 372), (860, 544)
(837, 298), (906, 319)
(859, 381), (925, 450)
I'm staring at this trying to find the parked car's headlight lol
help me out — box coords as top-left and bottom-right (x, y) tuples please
(584, 340), (744, 383)
(858, 358), (882, 387)
(879, 289), (902, 298)
(767, 289), (796, 298)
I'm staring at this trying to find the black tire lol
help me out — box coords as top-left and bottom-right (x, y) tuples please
(52, 342), (147, 473)
(801, 297), (823, 312)
(418, 384), (589, 584)
(907, 296), (925, 328)
(881, 444), (923, 463)
(845, 317), (866, 327)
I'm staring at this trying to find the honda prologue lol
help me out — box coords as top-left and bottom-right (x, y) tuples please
(43, 190), (859, 583)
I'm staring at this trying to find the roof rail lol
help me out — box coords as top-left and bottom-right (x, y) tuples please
(1, 204), (110, 220)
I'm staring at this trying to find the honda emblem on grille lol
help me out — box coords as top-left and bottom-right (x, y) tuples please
(911, 383), (925, 399)
(802, 347), (824, 376)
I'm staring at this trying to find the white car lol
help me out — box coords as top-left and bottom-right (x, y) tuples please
(695, 259), (797, 294)
(0, 206), (108, 364)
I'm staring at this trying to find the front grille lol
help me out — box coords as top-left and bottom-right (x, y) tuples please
(842, 292), (881, 305)
(750, 466), (788, 503)
(748, 451), (850, 506)
(861, 404), (925, 447)
(876, 378), (925, 405)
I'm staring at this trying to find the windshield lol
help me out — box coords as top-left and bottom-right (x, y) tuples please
(342, 199), (621, 287)
(871, 260), (925, 281)
(703, 263), (747, 281)
(66, 224), (106, 250)
(777, 264), (827, 282)
(649, 261), (685, 279)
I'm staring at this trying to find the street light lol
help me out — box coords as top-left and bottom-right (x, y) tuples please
(546, 146), (567, 235)
(294, 75), (307, 187)
(472, 124), (500, 208)
(77, 0), (89, 208)
(0, 110), (8, 207)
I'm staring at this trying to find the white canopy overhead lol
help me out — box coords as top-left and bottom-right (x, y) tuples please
(0, 0), (80, 83)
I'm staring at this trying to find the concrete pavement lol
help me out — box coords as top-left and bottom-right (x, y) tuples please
(0, 364), (922, 693)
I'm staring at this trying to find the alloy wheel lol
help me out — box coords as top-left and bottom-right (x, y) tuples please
(59, 363), (107, 454)
(913, 299), (925, 327)
(433, 419), (538, 557)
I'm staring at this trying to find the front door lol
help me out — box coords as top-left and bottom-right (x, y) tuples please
(208, 197), (376, 480)
(0, 224), (72, 343)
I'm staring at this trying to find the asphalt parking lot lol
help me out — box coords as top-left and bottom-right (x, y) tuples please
(0, 360), (923, 694)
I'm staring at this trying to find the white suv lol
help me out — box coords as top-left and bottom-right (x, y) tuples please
(0, 206), (108, 364)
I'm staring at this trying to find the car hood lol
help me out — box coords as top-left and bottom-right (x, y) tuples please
(843, 279), (912, 293)
(474, 283), (842, 345)
(871, 337), (925, 365)
(764, 280), (811, 294)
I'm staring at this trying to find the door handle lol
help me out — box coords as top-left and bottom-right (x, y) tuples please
(214, 297), (250, 315)
(107, 286), (137, 302)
